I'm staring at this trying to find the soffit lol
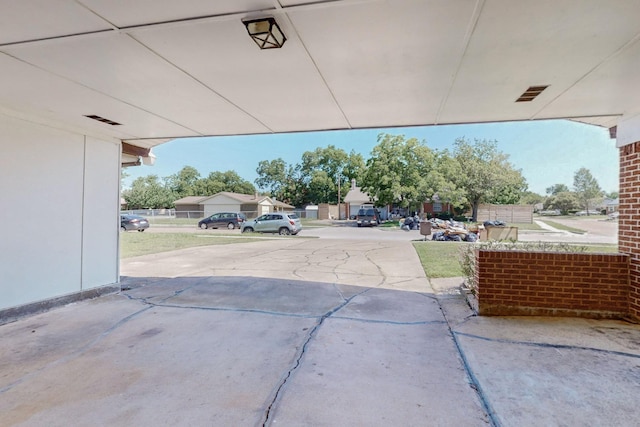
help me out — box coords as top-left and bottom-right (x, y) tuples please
(0, 0), (638, 151)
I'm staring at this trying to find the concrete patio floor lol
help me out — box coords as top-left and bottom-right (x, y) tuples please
(2, 234), (640, 426)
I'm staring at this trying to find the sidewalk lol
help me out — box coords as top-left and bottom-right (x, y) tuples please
(431, 277), (640, 427)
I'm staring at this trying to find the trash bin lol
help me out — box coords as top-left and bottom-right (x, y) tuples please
(419, 221), (432, 237)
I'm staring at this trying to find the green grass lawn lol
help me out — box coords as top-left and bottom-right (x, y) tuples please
(120, 232), (265, 258)
(412, 241), (465, 278)
(412, 241), (619, 278)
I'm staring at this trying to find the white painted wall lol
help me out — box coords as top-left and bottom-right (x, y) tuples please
(202, 194), (240, 217)
(0, 115), (120, 310)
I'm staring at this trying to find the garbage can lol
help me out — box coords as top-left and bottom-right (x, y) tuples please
(419, 221), (432, 239)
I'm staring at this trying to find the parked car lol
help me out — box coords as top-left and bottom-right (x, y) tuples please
(356, 207), (380, 227)
(241, 212), (302, 235)
(120, 214), (149, 232)
(575, 210), (601, 216)
(198, 212), (246, 229)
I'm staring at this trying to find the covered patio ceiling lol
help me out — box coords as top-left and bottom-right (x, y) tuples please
(2, 0), (639, 161)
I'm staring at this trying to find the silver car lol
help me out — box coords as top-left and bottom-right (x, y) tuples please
(241, 212), (302, 235)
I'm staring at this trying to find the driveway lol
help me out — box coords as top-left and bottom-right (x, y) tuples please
(1, 236), (488, 426)
(3, 227), (640, 426)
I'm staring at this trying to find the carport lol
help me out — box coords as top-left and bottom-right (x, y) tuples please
(2, 2), (640, 319)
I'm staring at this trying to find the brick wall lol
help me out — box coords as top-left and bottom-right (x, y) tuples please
(476, 250), (629, 318)
(620, 142), (640, 319)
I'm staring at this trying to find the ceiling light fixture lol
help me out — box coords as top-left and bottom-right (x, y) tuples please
(243, 17), (286, 49)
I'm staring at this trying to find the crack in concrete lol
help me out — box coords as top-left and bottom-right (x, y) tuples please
(260, 287), (371, 426)
(434, 297), (500, 427)
(454, 331), (640, 360)
(330, 316), (446, 326)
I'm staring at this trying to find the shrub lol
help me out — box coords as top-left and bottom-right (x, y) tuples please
(458, 241), (588, 294)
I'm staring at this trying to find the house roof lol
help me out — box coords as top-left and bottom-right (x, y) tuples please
(199, 192), (272, 205)
(344, 187), (372, 204)
(174, 196), (208, 205)
(273, 200), (295, 209)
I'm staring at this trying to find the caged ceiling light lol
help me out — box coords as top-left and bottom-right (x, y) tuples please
(243, 17), (286, 49)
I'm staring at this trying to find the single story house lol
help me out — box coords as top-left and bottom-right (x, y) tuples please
(174, 196), (207, 218)
(175, 192), (295, 219)
(344, 179), (375, 218)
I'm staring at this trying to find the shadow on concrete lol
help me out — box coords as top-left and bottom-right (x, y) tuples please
(0, 275), (487, 426)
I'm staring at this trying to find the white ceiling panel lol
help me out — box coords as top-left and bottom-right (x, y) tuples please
(0, 0), (111, 45)
(3, 33), (270, 136)
(440, 0), (640, 124)
(131, 16), (350, 133)
(542, 37), (640, 120)
(0, 0), (639, 150)
(290, 0), (477, 128)
(0, 53), (198, 140)
(77, 0), (277, 28)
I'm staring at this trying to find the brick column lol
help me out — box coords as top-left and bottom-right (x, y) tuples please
(619, 142), (640, 319)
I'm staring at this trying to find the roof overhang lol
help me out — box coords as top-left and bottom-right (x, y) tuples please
(2, 1), (640, 161)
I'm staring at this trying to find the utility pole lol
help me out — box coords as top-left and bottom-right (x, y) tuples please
(337, 175), (341, 220)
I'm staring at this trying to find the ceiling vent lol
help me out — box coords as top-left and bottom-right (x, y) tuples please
(84, 114), (122, 126)
(515, 85), (549, 102)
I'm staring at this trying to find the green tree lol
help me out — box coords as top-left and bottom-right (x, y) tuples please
(573, 167), (603, 214)
(605, 191), (619, 199)
(307, 170), (335, 204)
(519, 191), (545, 206)
(545, 183), (570, 195)
(451, 138), (527, 221)
(195, 170), (255, 195)
(123, 175), (174, 209)
(544, 191), (579, 214)
(361, 133), (442, 212)
(255, 158), (288, 195)
(299, 145), (366, 204)
(255, 159), (305, 205)
(165, 166), (201, 198)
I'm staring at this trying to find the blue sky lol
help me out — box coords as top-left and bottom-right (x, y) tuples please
(123, 119), (619, 195)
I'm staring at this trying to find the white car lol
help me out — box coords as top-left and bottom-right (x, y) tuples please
(241, 213), (302, 235)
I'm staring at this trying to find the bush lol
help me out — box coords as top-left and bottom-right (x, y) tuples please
(458, 241), (588, 294)
(435, 212), (453, 220)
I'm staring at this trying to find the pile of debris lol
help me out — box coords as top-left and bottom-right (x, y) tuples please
(431, 219), (482, 242)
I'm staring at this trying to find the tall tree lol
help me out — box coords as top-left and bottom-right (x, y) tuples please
(451, 138), (527, 221)
(573, 167), (603, 214)
(546, 183), (570, 195)
(123, 175), (174, 209)
(519, 191), (545, 206)
(165, 166), (201, 198)
(299, 145), (366, 204)
(255, 158), (288, 195)
(544, 191), (579, 214)
(361, 133), (441, 212)
(195, 170), (255, 195)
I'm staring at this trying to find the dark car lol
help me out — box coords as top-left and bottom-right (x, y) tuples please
(356, 208), (380, 227)
(120, 214), (149, 232)
(198, 212), (246, 230)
